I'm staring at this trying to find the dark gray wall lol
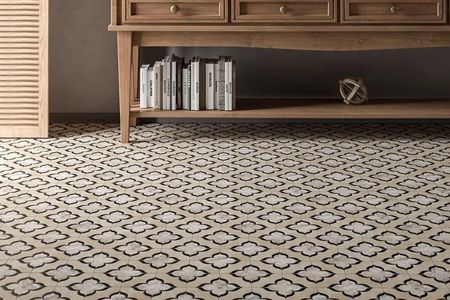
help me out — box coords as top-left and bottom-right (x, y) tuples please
(50, 0), (450, 113)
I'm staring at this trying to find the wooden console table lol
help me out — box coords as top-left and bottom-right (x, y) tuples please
(109, 0), (450, 143)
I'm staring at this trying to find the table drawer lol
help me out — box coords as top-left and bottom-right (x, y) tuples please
(233, 0), (337, 23)
(342, 0), (447, 24)
(123, 0), (227, 23)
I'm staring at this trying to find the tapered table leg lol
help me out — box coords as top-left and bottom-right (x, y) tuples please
(117, 31), (132, 143)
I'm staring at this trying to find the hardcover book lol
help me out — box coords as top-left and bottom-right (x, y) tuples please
(177, 57), (184, 110)
(218, 56), (226, 111)
(148, 67), (154, 108)
(170, 54), (177, 111)
(214, 62), (219, 110)
(191, 57), (198, 111)
(140, 64), (150, 109)
(225, 58), (231, 111)
(153, 61), (162, 110)
(198, 58), (206, 110)
(182, 67), (188, 110)
(163, 55), (171, 110)
(205, 59), (215, 110)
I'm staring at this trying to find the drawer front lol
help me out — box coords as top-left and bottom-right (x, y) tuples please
(233, 0), (337, 23)
(123, 0), (227, 23)
(342, 0), (447, 24)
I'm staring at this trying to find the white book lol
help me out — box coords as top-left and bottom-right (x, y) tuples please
(148, 67), (154, 108)
(153, 61), (162, 110)
(214, 63), (219, 110)
(140, 64), (150, 109)
(190, 59), (195, 110)
(167, 56), (172, 110)
(187, 65), (191, 110)
(228, 59), (234, 111)
(205, 61), (215, 110)
(191, 58), (199, 111)
(163, 56), (171, 110)
(232, 60), (236, 111)
(196, 59), (201, 111)
(182, 67), (189, 110)
(171, 56), (177, 111)
(225, 59), (230, 111)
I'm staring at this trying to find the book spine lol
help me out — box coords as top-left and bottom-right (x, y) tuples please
(194, 60), (200, 111)
(199, 59), (206, 110)
(228, 59), (233, 111)
(165, 59), (171, 110)
(190, 59), (196, 111)
(171, 58), (177, 110)
(177, 58), (183, 110)
(162, 62), (166, 110)
(163, 61), (166, 110)
(205, 62), (214, 110)
(218, 58), (226, 111)
(148, 68), (154, 108)
(140, 65), (149, 109)
(153, 63), (161, 110)
(214, 62), (219, 110)
(232, 60), (236, 111)
(182, 68), (188, 109)
(187, 64), (191, 111)
(225, 59), (230, 111)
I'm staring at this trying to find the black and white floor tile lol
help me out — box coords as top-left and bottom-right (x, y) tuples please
(0, 123), (449, 299)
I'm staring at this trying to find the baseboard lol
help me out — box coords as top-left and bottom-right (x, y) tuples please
(50, 113), (450, 124)
(50, 113), (120, 123)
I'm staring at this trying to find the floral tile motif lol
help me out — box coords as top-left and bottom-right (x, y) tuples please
(1, 123), (450, 299)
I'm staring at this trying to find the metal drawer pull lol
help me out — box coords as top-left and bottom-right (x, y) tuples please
(279, 5), (289, 14)
(390, 4), (400, 14)
(170, 4), (180, 14)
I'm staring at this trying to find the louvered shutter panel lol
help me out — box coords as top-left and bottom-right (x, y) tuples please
(0, 0), (48, 138)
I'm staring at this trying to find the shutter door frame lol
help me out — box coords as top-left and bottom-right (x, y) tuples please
(0, 0), (49, 138)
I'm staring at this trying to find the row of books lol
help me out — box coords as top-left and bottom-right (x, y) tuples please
(140, 55), (236, 111)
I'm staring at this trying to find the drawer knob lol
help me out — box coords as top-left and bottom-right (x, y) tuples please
(390, 4), (399, 14)
(279, 5), (289, 14)
(170, 4), (180, 14)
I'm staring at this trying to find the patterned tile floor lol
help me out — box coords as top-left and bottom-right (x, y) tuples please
(0, 123), (449, 300)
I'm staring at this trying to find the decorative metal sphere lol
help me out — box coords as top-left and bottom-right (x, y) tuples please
(339, 77), (368, 105)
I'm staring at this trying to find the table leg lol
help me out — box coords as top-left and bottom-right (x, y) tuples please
(117, 31), (132, 143)
(130, 46), (139, 127)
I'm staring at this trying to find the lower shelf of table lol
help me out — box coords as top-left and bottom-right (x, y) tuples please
(130, 98), (450, 119)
